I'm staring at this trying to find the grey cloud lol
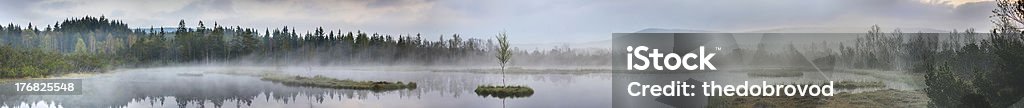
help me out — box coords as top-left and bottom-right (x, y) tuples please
(0, 0), (44, 23)
(954, 1), (996, 20)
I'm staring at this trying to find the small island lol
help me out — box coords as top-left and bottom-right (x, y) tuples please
(475, 85), (534, 98)
(260, 74), (417, 91)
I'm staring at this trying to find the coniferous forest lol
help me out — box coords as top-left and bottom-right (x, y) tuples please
(0, 16), (611, 78)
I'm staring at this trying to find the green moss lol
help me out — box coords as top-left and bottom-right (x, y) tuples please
(474, 85), (534, 98)
(260, 74), (416, 92)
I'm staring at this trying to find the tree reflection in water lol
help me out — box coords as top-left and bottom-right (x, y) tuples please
(0, 67), (612, 108)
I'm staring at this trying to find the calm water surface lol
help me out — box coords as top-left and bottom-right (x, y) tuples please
(0, 66), (613, 108)
(0, 67), (920, 108)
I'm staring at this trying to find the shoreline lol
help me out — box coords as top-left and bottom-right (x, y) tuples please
(0, 71), (104, 83)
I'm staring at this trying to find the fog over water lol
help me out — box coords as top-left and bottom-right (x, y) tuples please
(1, 66), (613, 108)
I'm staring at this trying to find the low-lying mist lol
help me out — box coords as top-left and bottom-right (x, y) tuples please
(153, 44), (612, 70)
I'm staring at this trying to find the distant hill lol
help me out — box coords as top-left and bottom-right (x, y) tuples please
(511, 26), (952, 51)
(742, 26), (949, 33)
(514, 28), (717, 50)
(634, 28), (718, 33)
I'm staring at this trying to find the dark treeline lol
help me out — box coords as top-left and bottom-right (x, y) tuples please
(722, 11), (1018, 107)
(0, 16), (610, 78)
(764, 26), (1016, 107)
(0, 16), (128, 78)
(831, 26), (981, 73)
(779, 0), (1024, 106)
(733, 26), (1017, 107)
(730, 29), (976, 72)
(924, 0), (1024, 107)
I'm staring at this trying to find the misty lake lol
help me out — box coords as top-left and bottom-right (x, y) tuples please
(0, 66), (613, 108)
(0, 66), (924, 108)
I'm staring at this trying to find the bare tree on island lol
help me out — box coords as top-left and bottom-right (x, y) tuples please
(496, 31), (511, 85)
(474, 31), (532, 99)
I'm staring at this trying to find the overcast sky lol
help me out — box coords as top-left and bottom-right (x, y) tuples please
(0, 0), (997, 44)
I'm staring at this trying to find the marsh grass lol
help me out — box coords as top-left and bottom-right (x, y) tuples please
(708, 89), (927, 108)
(474, 85), (534, 98)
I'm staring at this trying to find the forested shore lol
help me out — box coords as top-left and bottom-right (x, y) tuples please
(0, 16), (610, 78)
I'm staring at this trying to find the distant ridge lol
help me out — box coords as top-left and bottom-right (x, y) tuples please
(634, 28), (718, 33)
(742, 26), (950, 33)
